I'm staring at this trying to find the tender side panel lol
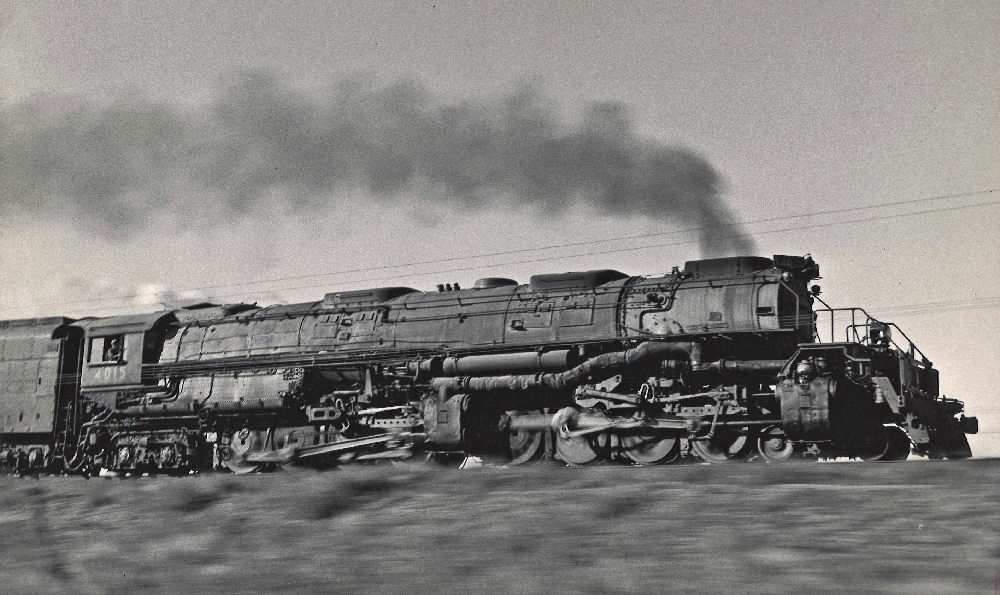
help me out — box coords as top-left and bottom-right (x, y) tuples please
(0, 318), (73, 436)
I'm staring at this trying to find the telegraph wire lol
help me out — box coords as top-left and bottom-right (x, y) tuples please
(102, 193), (1000, 311)
(119, 187), (1000, 295)
(11, 189), (1000, 316)
(8, 188), (1000, 310)
(2, 187), (999, 317)
(14, 196), (1000, 319)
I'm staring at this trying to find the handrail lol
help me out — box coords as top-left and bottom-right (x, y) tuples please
(776, 278), (813, 334)
(812, 307), (930, 363)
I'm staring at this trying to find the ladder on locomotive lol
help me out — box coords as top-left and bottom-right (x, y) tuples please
(51, 335), (84, 467)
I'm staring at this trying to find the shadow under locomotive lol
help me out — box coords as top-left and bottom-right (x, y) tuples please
(0, 255), (977, 474)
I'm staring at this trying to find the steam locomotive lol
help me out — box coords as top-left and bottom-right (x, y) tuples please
(0, 254), (977, 474)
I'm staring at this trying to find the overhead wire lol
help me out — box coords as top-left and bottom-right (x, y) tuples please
(61, 193), (1000, 319)
(118, 187), (1000, 296)
(13, 192), (1000, 321)
(2, 187), (997, 317)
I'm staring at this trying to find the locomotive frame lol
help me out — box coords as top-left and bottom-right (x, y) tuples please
(0, 254), (977, 474)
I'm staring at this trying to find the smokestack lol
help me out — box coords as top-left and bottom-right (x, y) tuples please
(0, 72), (755, 256)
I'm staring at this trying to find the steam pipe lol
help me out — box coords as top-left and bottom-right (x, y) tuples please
(431, 341), (694, 394)
(442, 350), (575, 376)
(660, 358), (786, 379)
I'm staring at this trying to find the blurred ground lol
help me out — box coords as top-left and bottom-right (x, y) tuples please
(1, 460), (998, 595)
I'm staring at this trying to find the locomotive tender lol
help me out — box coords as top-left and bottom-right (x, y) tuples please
(0, 254), (977, 474)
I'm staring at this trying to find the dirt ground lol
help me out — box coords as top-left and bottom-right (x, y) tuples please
(1, 459), (998, 595)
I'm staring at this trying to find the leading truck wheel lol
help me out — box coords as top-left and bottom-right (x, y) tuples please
(881, 426), (912, 461)
(859, 424), (890, 461)
(756, 426), (796, 462)
(691, 430), (755, 463)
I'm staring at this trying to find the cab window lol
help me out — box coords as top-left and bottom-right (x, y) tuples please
(89, 335), (125, 364)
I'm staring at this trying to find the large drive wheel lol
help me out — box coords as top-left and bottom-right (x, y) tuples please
(620, 433), (681, 465)
(756, 426), (796, 463)
(556, 432), (608, 466)
(552, 407), (611, 466)
(225, 429), (266, 474)
(691, 430), (755, 463)
(552, 408), (608, 466)
(509, 429), (543, 465)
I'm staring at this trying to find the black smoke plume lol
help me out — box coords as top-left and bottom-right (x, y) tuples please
(1, 72), (754, 256)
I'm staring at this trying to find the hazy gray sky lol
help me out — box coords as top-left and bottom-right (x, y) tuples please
(2, 1), (999, 453)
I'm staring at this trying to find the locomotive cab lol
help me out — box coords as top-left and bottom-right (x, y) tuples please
(76, 312), (176, 397)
